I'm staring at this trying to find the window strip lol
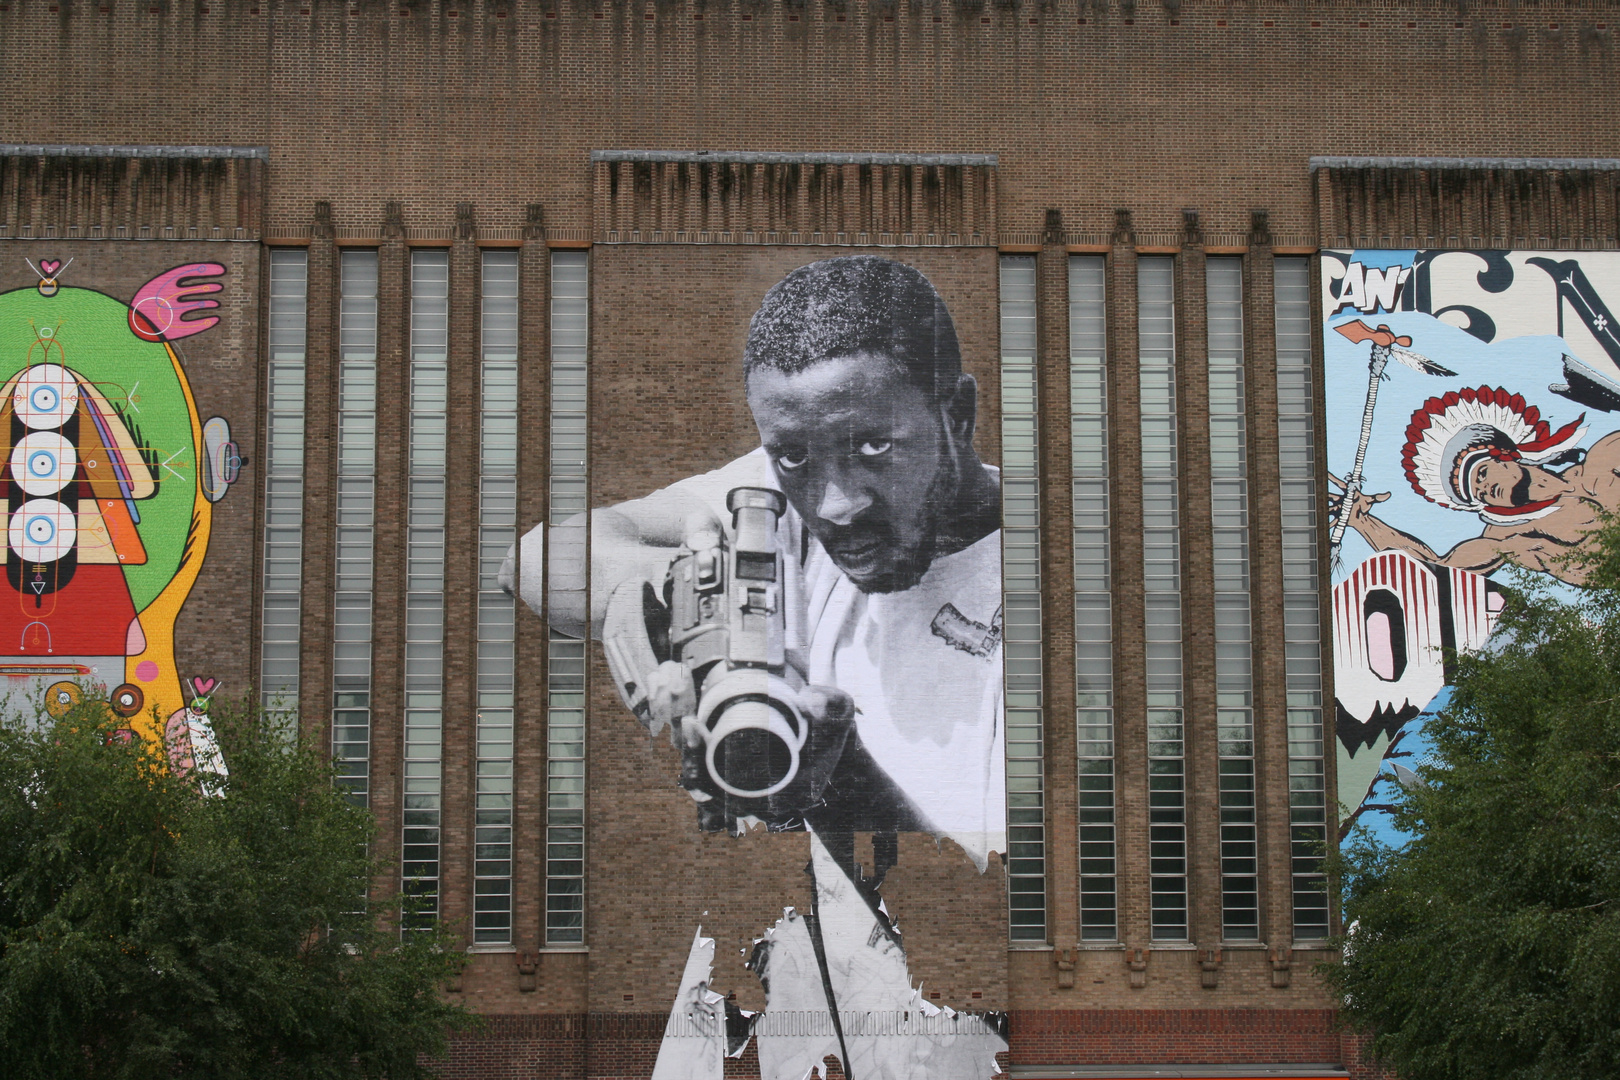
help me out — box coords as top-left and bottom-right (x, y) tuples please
(999, 255), (1046, 943)
(334, 250), (378, 808)
(1276, 258), (1329, 939)
(546, 251), (589, 946)
(261, 250), (308, 717)
(1138, 256), (1187, 943)
(1070, 255), (1116, 942)
(1206, 258), (1258, 941)
(475, 250), (520, 945)
(403, 250), (450, 932)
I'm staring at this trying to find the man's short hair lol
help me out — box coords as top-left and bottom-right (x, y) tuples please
(743, 256), (963, 401)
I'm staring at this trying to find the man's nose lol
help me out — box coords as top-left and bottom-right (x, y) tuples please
(816, 477), (873, 525)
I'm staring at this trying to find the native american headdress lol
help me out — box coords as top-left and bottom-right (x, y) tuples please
(1402, 386), (1586, 525)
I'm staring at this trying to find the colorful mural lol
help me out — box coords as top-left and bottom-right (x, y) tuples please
(0, 260), (239, 745)
(1324, 251), (1620, 839)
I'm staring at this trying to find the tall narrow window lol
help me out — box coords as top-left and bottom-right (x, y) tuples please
(1138, 256), (1187, 942)
(475, 251), (520, 946)
(261, 250), (308, 717)
(1276, 259), (1329, 938)
(403, 250), (449, 932)
(1070, 256), (1115, 941)
(999, 255), (1046, 943)
(546, 250), (589, 946)
(1207, 258), (1258, 940)
(333, 251), (378, 806)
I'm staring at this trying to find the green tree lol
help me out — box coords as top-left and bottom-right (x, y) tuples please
(0, 694), (473, 1079)
(1328, 522), (1620, 1080)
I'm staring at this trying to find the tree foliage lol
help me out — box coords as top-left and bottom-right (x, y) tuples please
(0, 694), (472, 1079)
(1328, 521), (1620, 1080)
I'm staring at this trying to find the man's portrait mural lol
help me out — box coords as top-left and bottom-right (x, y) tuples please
(0, 258), (240, 758)
(1323, 250), (1620, 838)
(505, 254), (1009, 1077)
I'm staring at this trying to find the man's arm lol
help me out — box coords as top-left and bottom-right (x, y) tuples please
(502, 451), (772, 638)
(1340, 490), (1445, 563)
(1428, 535), (1519, 575)
(1344, 490), (1552, 575)
(502, 490), (723, 640)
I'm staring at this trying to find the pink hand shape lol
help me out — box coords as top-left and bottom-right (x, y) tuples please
(129, 263), (226, 341)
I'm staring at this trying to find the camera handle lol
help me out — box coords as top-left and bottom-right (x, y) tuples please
(602, 576), (667, 732)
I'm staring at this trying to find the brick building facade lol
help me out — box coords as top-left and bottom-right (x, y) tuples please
(4, 2), (1619, 1076)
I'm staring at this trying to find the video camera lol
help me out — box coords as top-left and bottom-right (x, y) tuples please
(605, 487), (808, 802)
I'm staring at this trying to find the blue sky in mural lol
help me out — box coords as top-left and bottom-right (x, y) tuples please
(1351, 690), (1445, 850)
(1324, 313), (1576, 590)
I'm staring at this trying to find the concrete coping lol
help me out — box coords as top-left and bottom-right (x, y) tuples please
(592, 149), (997, 166)
(1312, 155), (1620, 172)
(1008, 1066), (1350, 1080)
(0, 144), (269, 159)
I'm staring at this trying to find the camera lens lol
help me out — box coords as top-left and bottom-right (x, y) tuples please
(710, 700), (796, 795)
(696, 670), (806, 799)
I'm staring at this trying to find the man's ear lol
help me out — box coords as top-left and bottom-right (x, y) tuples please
(942, 372), (978, 445)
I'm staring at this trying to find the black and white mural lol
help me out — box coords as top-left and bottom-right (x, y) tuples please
(505, 256), (1009, 1078)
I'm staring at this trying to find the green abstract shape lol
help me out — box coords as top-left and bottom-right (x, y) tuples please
(0, 286), (195, 613)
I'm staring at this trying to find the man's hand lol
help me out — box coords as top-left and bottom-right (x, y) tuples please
(589, 499), (727, 638)
(1329, 487), (1392, 534)
(767, 686), (856, 823)
(646, 661), (697, 736)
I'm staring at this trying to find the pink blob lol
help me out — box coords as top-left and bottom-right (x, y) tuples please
(136, 660), (160, 683)
(1366, 612), (1396, 682)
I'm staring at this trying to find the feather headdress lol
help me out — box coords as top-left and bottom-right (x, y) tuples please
(1402, 386), (1585, 525)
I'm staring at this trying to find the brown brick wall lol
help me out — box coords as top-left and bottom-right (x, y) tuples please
(8, 4), (1620, 1071)
(297, 224), (337, 737)
(1009, 1007), (1340, 1066)
(1036, 229), (1078, 950)
(432, 1006), (1361, 1078)
(4, 0), (1620, 245)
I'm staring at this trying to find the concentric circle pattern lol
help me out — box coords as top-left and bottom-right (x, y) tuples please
(13, 365), (79, 430)
(9, 498), (77, 563)
(10, 432), (76, 496)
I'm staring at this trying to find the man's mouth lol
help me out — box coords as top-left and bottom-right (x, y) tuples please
(1510, 470), (1532, 508)
(819, 516), (940, 595)
(824, 526), (891, 573)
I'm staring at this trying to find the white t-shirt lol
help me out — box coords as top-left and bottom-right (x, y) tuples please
(667, 450), (1007, 868)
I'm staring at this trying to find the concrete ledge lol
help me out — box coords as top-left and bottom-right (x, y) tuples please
(1311, 155), (1620, 172)
(592, 149), (997, 167)
(0, 144), (268, 159)
(1010, 1066), (1349, 1079)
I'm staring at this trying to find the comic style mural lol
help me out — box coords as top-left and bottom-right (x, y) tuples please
(0, 259), (240, 750)
(1324, 250), (1620, 839)
(505, 255), (1008, 1077)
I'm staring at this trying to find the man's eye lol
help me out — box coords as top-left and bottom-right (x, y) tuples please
(857, 440), (892, 458)
(775, 451), (808, 471)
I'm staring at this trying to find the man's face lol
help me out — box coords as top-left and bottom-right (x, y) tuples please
(1474, 457), (1534, 508)
(747, 354), (967, 594)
